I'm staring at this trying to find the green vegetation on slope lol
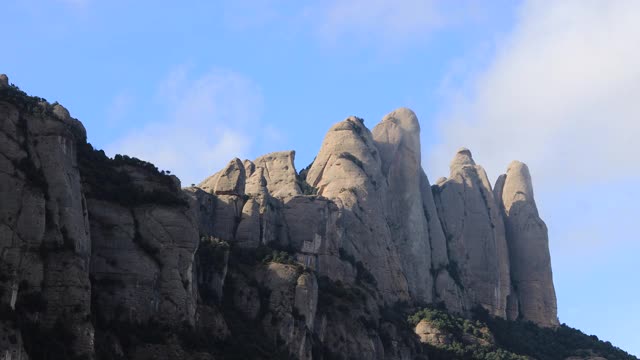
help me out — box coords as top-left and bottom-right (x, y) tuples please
(407, 306), (638, 360)
(0, 83), (55, 115)
(474, 307), (637, 360)
(77, 142), (188, 207)
(409, 307), (529, 360)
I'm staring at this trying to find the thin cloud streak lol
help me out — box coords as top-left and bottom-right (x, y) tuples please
(316, 0), (444, 43)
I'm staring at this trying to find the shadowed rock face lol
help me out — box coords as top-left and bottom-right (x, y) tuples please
(433, 148), (512, 318)
(306, 116), (410, 303)
(372, 108), (452, 304)
(0, 83), (94, 357)
(0, 74), (8, 88)
(495, 161), (559, 327)
(89, 198), (199, 325)
(0, 74), (562, 359)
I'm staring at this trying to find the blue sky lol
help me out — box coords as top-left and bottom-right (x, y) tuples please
(3, 0), (639, 355)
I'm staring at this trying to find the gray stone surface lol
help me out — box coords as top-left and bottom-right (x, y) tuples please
(0, 74), (9, 88)
(415, 319), (453, 346)
(372, 107), (448, 303)
(433, 148), (512, 318)
(282, 196), (348, 279)
(0, 80), (565, 358)
(199, 158), (246, 196)
(252, 151), (301, 199)
(306, 116), (410, 303)
(89, 198), (200, 325)
(495, 161), (559, 327)
(0, 93), (94, 356)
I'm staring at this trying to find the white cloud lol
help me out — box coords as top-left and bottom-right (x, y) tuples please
(428, 0), (640, 188)
(317, 0), (442, 42)
(311, 0), (486, 47)
(107, 67), (263, 186)
(218, 0), (489, 49)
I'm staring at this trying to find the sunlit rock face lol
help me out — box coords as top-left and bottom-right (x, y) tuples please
(432, 148), (512, 318)
(494, 161), (559, 327)
(0, 74), (561, 359)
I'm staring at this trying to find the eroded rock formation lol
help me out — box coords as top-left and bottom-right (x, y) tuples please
(494, 161), (558, 326)
(0, 75), (564, 360)
(432, 148), (511, 318)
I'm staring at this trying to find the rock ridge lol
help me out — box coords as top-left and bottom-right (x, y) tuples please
(0, 77), (565, 360)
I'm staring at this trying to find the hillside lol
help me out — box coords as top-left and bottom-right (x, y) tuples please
(0, 74), (636, 360)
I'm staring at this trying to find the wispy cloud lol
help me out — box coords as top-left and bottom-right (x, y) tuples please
(218, 0), (493, 50)
(106, 91), (133, 126)
(107, 66), (264, 186)
(424, 5), (640, 349)
(308, 0), (492, 48)
(315, 0), (444, 44)
(428, 0), (640, 188)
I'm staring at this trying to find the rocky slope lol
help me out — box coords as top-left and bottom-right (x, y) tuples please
(0, 75), (634, 360)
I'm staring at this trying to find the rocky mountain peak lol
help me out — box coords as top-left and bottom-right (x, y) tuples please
(450, 146), (476, 170)
(502, 160), (535, 203)
(2, 80), (614, 359)
(198, 157), (246, 195)
(372, 108), (449, 303)
(251, 150), (301, 199)
(495, 160), (559, 327)
(306, 116), (381, 195)
(372, 107), (421, 177)
(378, 107), (420, 131)
(435, 147), (511, 318)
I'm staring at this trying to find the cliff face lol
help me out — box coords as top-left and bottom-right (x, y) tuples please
(0, 75), (572, 360)
(494, 161), (558, 327)
(432, 148), (512, 318)
(306, 116), (410, 304)
(371, 108), (447, 305)
(0, 79), (94, 358)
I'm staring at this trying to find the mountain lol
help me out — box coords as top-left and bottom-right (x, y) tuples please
(0, 74), (635, 360)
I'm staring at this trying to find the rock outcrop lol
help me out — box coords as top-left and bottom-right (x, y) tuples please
(306, 116), (410, 303)
(432, 148), (511, 318)
(89, 198), (199, 326)
(494, 161), (558, 326)
(414, 320), (453, 346)
(0, 79), (94, 358)
(0, 75), (573, 360)
(372, 108), (439, 303)
(251, 151), (301, 199)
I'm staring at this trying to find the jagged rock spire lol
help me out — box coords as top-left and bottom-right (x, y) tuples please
(307, 115), (411, 303)
(372, 107), (450, 303)
(433, 148), (511, 318)
(495, 161), (559, 327)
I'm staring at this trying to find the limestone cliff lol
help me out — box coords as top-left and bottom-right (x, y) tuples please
(432, 148), (512, 318)
(494, 161), (558, 327)
(0, 79), (93, 358)
(306, 116), (410, 303)
(2, 74), (619, 360)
